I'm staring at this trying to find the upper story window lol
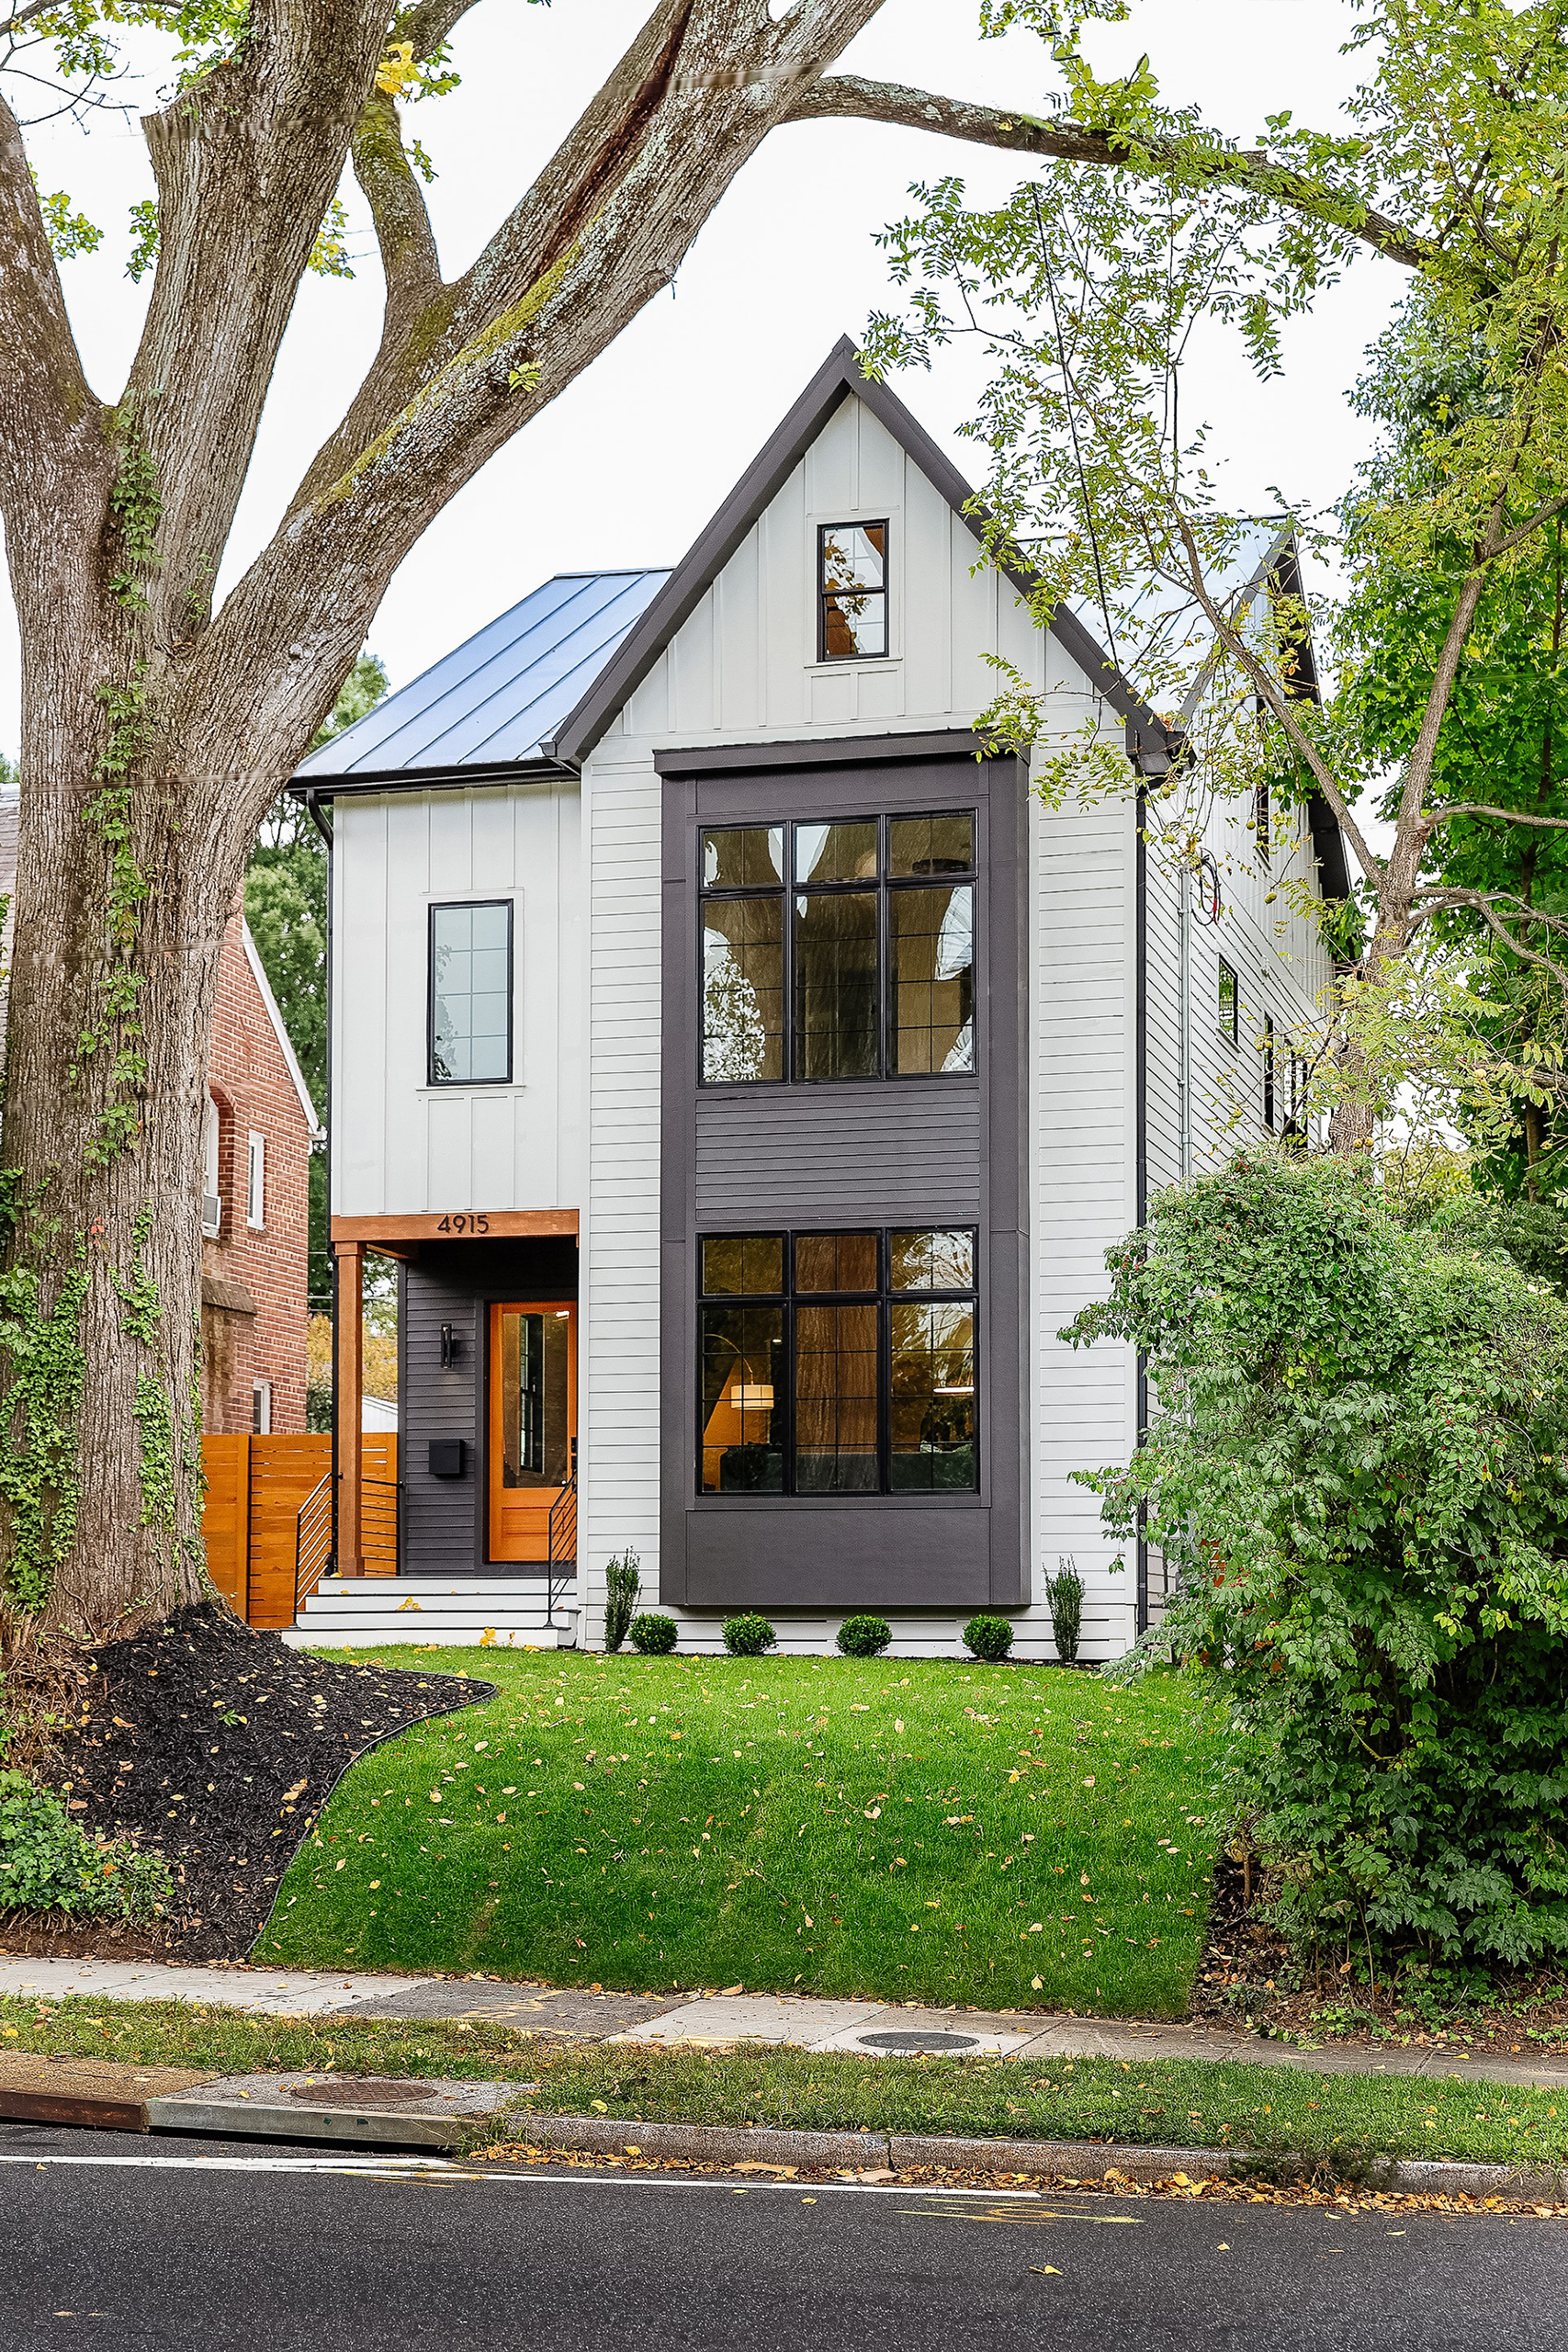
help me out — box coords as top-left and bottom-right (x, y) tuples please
(201, 1095), (222, 1238)
(1254, 778), (1271, 867)
(818, 522), (888, 661)
(246, 1130), (265, 1229)
(429, 899), (513, 1086)
(700, 813), (976, 1086)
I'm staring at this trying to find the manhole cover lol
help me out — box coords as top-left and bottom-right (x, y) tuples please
(855, 2030), (980, 2054)
(286, 2078), (439, 2109)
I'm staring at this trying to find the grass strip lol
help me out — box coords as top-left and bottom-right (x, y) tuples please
(510, 2041), (1568, 2171)
(262, 1650), (1220, 2015)
(0, 1996), (536, 2083)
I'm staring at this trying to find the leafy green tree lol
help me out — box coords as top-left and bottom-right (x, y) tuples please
(864, 0), (1568, 1152)
(1071, 1154), (1568, 1971)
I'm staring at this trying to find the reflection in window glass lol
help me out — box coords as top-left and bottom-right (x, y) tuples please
(431, 900), (511, 1083)
(888, 812), (975, 876)
(890, 1228), (976, 1293)
(703, 898), (783, 1082)
(795, 820), (878, 884)
(890, 884), (974, 1074)
(796, 1303), (879, 1492)
(795, 1231), (877, 1294)
(819, 523), (887, 660)
(701, 1234), (784, 1296)
(701, 1305), (784, 1492)
(499, 1309), (570, 1488)
(890, 1301), (976, 1490)
(703, 827), (784, 888)
(794, 890), (879, 1080)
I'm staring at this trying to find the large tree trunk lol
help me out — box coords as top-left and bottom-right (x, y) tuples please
(2, 718), (239, 1639)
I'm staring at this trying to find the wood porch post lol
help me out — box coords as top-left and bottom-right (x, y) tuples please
(336, 1238), (364, 1578)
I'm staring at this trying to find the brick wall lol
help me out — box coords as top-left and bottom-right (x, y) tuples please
(200, 910), (315, 1433)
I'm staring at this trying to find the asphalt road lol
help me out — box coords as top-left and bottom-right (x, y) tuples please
(0, 2124), (1563, 2352)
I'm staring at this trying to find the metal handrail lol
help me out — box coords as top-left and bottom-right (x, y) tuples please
(294, 1472), (400, 1619)
(547, 1460), (577, 1630)
(294, 1472), (333, 1617)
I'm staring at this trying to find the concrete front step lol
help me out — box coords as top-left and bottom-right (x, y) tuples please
(285, 1576), (578, 1650)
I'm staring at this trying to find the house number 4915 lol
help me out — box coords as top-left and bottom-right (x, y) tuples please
(435, 1215), (491, 1235)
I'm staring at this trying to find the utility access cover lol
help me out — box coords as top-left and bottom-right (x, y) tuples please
(286, 2078), (440, 2109)
(855, 2031), (980, 2054)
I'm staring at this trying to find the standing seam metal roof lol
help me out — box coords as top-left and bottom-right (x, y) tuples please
(294, 568), (669, 779)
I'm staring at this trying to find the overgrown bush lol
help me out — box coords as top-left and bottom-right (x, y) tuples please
(836, 1614), (891, 1658)
(603, 1551), (641, 1654)
(629, 1613), (678, 1657)
(962, 1614), (1013, 1662)
(1044, 1559), (1084, 1663)
(722, 1613), (776, 1657)
(0, 1772), (173, 1923)
(1069, 1153), (1568, 1971)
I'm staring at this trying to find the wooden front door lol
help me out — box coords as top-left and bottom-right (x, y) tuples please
(488, 1301), (577, 1562)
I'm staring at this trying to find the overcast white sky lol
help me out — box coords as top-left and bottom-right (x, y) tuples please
(0, 0), (1404, 750)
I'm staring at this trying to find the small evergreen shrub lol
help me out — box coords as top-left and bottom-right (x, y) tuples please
(963, 1613), (1014, 1662)
(1044, 1558), (1085, 1663)
(0, 1772), (173, 1923)
(722, 1613), (776, 1657)
(603, 1550), (641, 1654)
(629, 1612), (678, 1656)
(836, 1614), (891, 1658)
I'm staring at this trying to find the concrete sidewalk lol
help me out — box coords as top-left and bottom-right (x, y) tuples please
(3, 1954), (1565, 2091)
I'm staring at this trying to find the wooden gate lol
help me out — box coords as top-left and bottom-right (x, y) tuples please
(202, 1434), (399, 1630)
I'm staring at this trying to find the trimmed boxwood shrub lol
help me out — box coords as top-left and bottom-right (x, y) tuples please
(628, 1613), (678, 1656)
(836, 1614), (891, 1658)
(722, 1613), (777, 1657)
(963, 1613), (1014, 1662)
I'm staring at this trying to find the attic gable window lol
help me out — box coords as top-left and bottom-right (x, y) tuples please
(818, 522), (888, 661)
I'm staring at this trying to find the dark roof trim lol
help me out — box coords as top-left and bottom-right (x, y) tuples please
(547, 335), (1169, 772)
(286, 756), (571, 802)
(652, 727), (1004, 778)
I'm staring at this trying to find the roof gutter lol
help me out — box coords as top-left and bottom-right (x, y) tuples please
(285, 754), (576, 801)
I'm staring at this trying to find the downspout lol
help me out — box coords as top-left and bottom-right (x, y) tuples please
(1134, 782), (1149, 1638)
(1179, 854), (1192, 1185)
(305, 786), (336, 1568)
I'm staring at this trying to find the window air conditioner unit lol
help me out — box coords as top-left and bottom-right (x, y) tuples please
(201, 1193), (222, 1238)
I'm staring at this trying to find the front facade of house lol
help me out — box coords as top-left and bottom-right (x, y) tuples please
(298, 343), (1339, 1657)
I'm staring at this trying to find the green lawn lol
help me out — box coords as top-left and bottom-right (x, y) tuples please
(6, 1996), (1564, 2173)
(507, 2041), (1568, 2174)
(263, 1650), (1221, 2015)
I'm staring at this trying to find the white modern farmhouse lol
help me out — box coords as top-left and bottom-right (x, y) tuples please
(289, 339), (1343, 1657)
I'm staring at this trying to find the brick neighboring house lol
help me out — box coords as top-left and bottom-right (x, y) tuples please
(200, 909), (321, 1433)
(0, 786), (319, 1434)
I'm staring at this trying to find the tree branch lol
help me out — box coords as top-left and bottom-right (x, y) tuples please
(394, 0), (485, 56)
(785, 74), (1442, 277)
(1414, 887), (1568, 988)
(0, 86), (96, 496)
(1428, 803), (1568, 831)
(352, 87), (441, 320)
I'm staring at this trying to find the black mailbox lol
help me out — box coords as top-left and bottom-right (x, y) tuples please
(428, 1439), (467, 1479)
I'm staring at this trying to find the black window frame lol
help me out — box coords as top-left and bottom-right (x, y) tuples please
(817, 519), (890, 663)
(427, 897), (514, 1089)
(1218, 956), (1239, 1046)
(697, 811), (977, 1089)
(696, 1226), (980, 1498)
(1255, 777), (1271, 869)
(1262, 1012), (1276, 1129)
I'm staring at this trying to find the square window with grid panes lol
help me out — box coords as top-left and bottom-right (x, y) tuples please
(698, 1227), (977, 1497)
(699, 814), (975, 1085)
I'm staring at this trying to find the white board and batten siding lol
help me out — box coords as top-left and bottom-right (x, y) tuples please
(581, 390), (1141, 1657)
(332, 777), (585, 1221)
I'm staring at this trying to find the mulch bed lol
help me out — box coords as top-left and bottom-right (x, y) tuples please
(28, 1604), (492, 1963)
(1192, 1846), (1568, 2057)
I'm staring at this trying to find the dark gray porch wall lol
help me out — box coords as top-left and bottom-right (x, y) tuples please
(659, 733), (1029, 1611)
(398, 1237), (578, 1571)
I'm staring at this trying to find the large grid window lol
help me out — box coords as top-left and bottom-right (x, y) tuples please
(818, 522), (887, 660)
(698, 1227), (977, 1497)
(699, 813), (976, 1085)
(430, 899), (513, 1084)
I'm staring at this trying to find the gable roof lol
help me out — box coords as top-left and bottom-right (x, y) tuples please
(546, 335), (1172, 775)
(240, 920), (322, 1139)
(296, 568), (669, 785)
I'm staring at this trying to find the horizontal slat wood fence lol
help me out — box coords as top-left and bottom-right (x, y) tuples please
(202, 1434), (398, 1629)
